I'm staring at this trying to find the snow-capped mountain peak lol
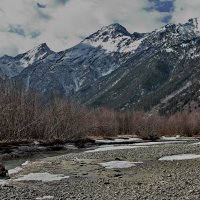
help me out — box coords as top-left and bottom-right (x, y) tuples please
(19, 43), (53, 68)
(98, 23), (131, 37)
(0, 43), (54, 78)
(83, 23), (145, 53)
(86, 23), (131, 41)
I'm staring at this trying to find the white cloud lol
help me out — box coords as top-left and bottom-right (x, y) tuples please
(0, 0), (167, 56)
(171, 0), (200, 24)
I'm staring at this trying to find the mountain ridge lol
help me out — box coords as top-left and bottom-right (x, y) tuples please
(2, 17), (200, 114)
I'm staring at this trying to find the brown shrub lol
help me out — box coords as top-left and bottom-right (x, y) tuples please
(136, 114), (163, 140)
(1, 81), (200, 144)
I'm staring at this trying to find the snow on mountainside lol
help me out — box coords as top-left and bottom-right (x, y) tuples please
(83, 23), (146, 53)
(19, 43), (53, 68)
(0, 43), (54, 78)
(2, 18), (200, 114)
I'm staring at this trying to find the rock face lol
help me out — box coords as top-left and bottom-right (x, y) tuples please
(2, 18), (200, 113)
(0, 164), (8, 178)
(0, 43), (54, 79)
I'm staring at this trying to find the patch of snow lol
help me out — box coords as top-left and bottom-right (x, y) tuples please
(161, 81), (192, 103)
(22, 161), (30, 166)
(114, 138), (141, 142)
(159, 154), (200, 161)
(37, 53), (47, 60)
(166, 48), (174, 53)
(8, 160), (30, 176)
(120, 37), (145, 53)
(0, 179), (7, 185)
(133, 141), (186, 146)
(95, 138), (142, 144)
(181, 43), (188, 47)
(15, 172), (69, 182)
(20, 58), (29, 68)
(83, 32), (145, 54)
(191, 53), (200, 59)
(162, 136), (197, 141)
(34, 141), (40, 145)
(28, 53), (36, 65)
(19, 44), (49, 68)
(162, 135), (180, 140)
(8, 167), (22, 175)
(86, 145), (146, 153)
(73, 77), (80, 91)
(190, 142), (200, 145)
(101, 67), (116, 76)
(36, 196), (54, 200)
(88, 140), (186, 153)
(25, 75), (30, 91)
(99, 161), (142, 169)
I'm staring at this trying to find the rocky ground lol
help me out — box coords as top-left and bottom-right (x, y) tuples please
(1, 140), (200, 200)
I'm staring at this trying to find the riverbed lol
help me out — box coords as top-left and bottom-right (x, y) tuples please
(1, 138), (200, 199)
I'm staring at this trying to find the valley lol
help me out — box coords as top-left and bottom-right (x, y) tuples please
(1, 139), (200, 199)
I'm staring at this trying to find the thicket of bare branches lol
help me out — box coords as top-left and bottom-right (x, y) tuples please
(0, 81), (200, 144)
(0, 81), (89, 143)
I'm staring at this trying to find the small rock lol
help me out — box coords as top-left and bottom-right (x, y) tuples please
(114, 174), (122, 177)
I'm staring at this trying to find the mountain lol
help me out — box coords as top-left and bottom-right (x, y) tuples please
(0, 43), (53, 79)
(14, 23), (143, 96)
(2, 18), (200, 114)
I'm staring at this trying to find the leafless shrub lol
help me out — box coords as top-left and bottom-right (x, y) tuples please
(89, 108), (118, 137)
(165, 112), (200, 137)
(1, 81), (200, 144)
(136, 114), (163, 140)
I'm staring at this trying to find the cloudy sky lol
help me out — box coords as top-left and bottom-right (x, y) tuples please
(0, 0), (199, 56)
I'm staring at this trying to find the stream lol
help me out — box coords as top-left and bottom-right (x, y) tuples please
(2, 138), (196, 171)
(2, 147), (86, 171)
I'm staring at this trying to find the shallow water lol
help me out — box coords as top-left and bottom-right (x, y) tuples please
(3, 149), (83, 171)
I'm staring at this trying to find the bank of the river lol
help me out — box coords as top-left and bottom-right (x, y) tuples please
(1, 139), (200, 199)
(0, 139), (95, 161)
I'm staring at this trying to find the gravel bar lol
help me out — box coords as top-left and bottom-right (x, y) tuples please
(1, 141), (200, 199)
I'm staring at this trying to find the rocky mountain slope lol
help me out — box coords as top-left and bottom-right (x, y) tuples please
(2, 18), (200, 114)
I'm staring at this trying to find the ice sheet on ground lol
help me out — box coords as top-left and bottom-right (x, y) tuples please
(15, 172), (69, 182)
(162, 136), (197, 141)
(22, 160), (30, 166)
(86, 145), (146, 152)
(161, 136), (180, 140)
(159, 154), (200, 161)
(8, 167), (23, 175)
(36, 196), (54, 200)
(133, 141), (186, 146)
(87, 141), (187, 152)
(95, 138), (142, 144)
(8, 160), (30, 175)
(190, 142), (200, 145)
(99, 161), (142, 169)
